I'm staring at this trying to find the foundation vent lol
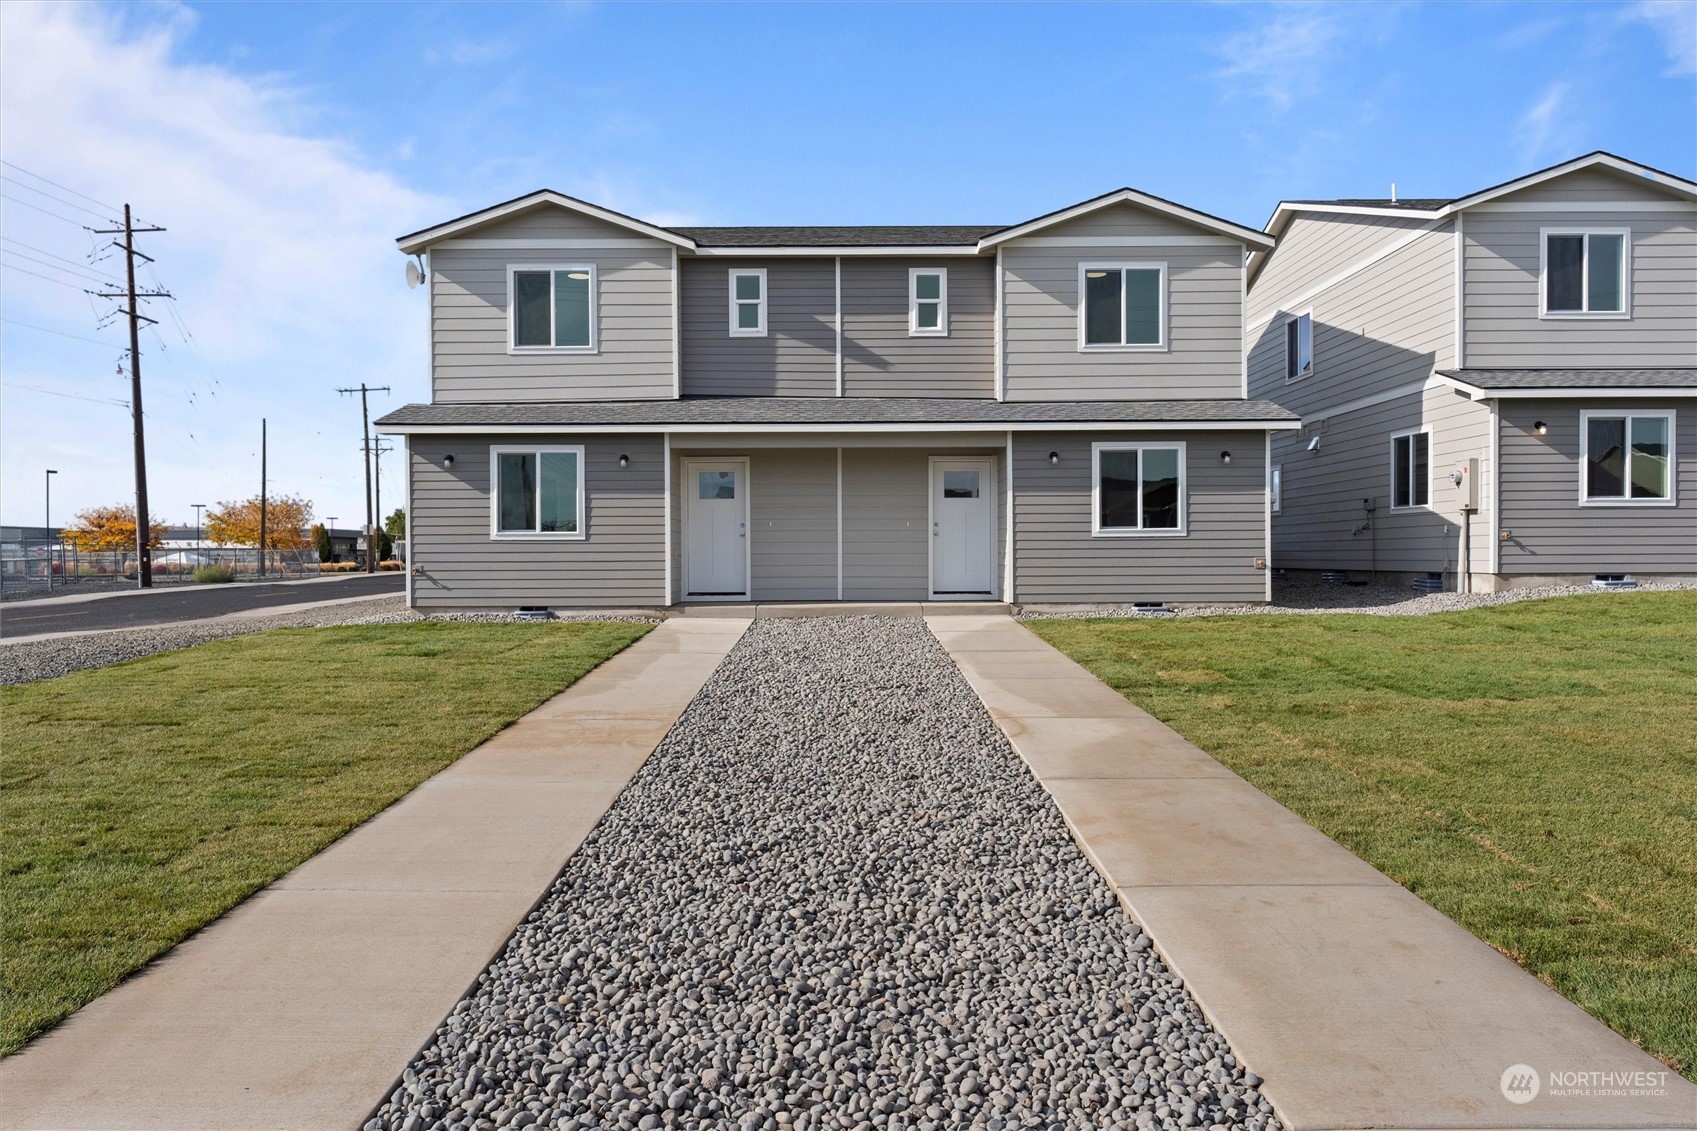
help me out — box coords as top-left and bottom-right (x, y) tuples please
(1591, 575), (1638, 590)
(1411, 573), (1446, 593)
(514, 607), (554, 620)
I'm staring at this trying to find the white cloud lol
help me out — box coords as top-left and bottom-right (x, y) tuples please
(1217, 3), (1347, 110)
(1517, 81), (1574, 165)
(0, 1), (444, 529)
(1624, 0), (1697, 75)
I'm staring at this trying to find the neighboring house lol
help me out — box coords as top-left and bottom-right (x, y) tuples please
(1246, 152), (1696, 591)
(376, 188), (1298, 609)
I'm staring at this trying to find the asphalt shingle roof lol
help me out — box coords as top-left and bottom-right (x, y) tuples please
(377, 397), (1298, 429)
(1283, 198), (1452, 210)
(1437, 368), (1697, 390)
(670, 226), (1006, 248)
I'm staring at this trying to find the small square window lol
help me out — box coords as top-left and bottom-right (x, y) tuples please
(698, 470), (736, 500)
(1285, 313), (1312, 381)
(910, 269), (948, 336)
(1081, 265), (1165, 349)
(729, 270), (767, 336)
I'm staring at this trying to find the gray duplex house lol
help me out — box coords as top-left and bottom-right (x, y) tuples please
(378, 187), (1298, 610)
(1247, 152), (1697, 591)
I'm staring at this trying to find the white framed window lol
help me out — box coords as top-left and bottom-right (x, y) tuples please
(909, 268), (948, 336)
(1285, 312), (1312, 381)
(490, 445), (586, 539)
(1079, 263), (1167, 350)
(509, 265), (596, 353)
(728, 268), (767, 336)
(1580, 410), (1675, 505)
(1390, 429), (1431, 510)
(1271, 464), (1283, 514)
(1541, 228), (1630, 318)
(1091, 441), (1186, 536)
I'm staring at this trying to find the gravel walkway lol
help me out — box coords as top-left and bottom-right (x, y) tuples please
(0, 597), (655, 686)
(368, 618), (1277, 1131)
(1023, 576), (1697, 619)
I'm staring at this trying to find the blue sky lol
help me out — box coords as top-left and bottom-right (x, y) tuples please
(2, 1), (1693, 527)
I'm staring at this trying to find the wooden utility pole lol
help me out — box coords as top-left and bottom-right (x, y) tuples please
(337, 384), (389, 572)
(94, 205), (168, 588)
(258, 418), (268, 579)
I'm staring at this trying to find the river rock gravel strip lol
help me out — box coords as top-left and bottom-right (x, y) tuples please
(367, 617), (1279, 1131)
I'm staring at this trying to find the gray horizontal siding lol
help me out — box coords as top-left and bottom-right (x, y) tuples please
(409, 433), (665, 608)
(1247, 211), (1440, 332)
(842, 448), (930, 601)
(1269, 385), (1492, 575)
(431, 239), (674, 402)
(1463, 171), (1697, 367)
(1497, 399), (1696, 575)
(1012, 431), (1266, 603)
(841, 258), (995, 398)
(679, 259), (837, 396)
(1247, 220), (1455, 415)
(1001, 203), (1245, 401)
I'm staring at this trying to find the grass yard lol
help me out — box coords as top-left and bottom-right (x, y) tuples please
(0, 620), (650, 1056)
(1029, 591), (1697, 1079)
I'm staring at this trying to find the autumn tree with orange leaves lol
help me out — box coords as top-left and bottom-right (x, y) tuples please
(61, 505), (167, 552)
(205, 495), (315, 550)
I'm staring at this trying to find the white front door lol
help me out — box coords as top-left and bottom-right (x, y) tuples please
(684, 458), (749, 598)
(930, 457), (995, 597)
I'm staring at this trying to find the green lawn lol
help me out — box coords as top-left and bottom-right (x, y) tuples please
(0, 620), (650, 1056)
(1029, 592), (1697, 1079)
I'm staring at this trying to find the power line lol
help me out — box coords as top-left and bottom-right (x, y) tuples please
(2, 381), (129, 408)
(0, 193), (91, 227)
(0, 317), (129, 350)
(0, 261), (92, 291)
(0, 160), (119, 212)
(0, 235), (121, 276)
(0, 247), (122, 286)
(0, 176), (118, 222)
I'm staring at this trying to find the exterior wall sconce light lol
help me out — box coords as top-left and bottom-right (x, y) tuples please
(618, 454), (629, 467)
(1220, 450), (1232, 464)
(1533, 421), (1547, 436)
(442, 454), (455, 468)
(1048, 451), (1060, 465)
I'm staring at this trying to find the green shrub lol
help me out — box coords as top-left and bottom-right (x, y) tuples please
(192, 565), (235, 584)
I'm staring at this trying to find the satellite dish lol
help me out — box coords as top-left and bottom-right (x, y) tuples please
(405, 260), (423, 289)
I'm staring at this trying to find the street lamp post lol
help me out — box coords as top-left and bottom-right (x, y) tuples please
(44, 469), (58, 589)
(191, 503), (206, 559)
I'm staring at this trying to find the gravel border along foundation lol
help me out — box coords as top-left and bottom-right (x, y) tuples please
(0, 597), (656, 686)
(1020, 576), (1697, 619)
(368, 617), (1279, 1131)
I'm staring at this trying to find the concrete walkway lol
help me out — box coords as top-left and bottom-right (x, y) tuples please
(0, 618), (749, 1131)
(928, 614), (1697, 1131)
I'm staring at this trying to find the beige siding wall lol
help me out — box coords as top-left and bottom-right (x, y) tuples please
(1497, 399), (1696, 575)
(1000, 203), (1246, 401)
(1011, 431), (1267, 603)
(1463, 171), (1697, 366)
(429, 207), (675, 402)
(409, 433), (665, 608)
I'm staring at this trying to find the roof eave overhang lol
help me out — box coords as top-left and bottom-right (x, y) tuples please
(377, 419), (1302, 436)
(1431, 374), (1697, 401)
(397, 191), (697, 255)
(687, 245), (987, 257)
(978, 188), (1274, 252)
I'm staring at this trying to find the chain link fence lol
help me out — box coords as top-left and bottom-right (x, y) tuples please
(1, 537), (320, 599)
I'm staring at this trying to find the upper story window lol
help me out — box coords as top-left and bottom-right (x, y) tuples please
(1582, 411), (1674, 505)
(510, 266), (596, 352)
(1081, 263), (1166, 350)
(1391, 429), (1430, 509)
(1542, 229), (1629, 317)
(1092, 442), (1186, 536)
(729, 268), (767, 336)
(492, 445), (585, 539)
(1285, 312), (1313, 381)
(909, 269), (948, 336)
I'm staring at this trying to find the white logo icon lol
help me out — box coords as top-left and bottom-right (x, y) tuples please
(1500, 1064), (1540, 1104)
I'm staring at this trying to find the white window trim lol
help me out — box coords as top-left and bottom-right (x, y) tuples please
(489, 444), (588, 540)
(1078, 262), (1169, 352)
(1090, 440), (1188, 537)
(1270, 463), (1283, 515)
(1389, 427), (1433, 511)
(1539, 227), (1631, 320)
(728, 268), (768, 337)
(908, 267), (949, 337)
(1284, 311), (1314, 383)
(1578, 409), (1677, 507)
(507, 264), (598, 354)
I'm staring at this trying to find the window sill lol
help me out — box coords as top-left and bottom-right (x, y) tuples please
(727, 330), (768, 338)
(509, 346), (598, 356)
(1285, 371), (1313, 384)
(1091, 528), (1188, 538)
(1388, 504), (1432, 513)
(1579, 497), (1677, 508)
(491, 532), (588, 541)
(1538, 312), (1631, 321)
(908, 329), (950, 338)
(1080, 344), (1169, 353)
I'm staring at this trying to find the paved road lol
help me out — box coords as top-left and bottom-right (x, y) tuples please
(0, 573), (404, 639)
